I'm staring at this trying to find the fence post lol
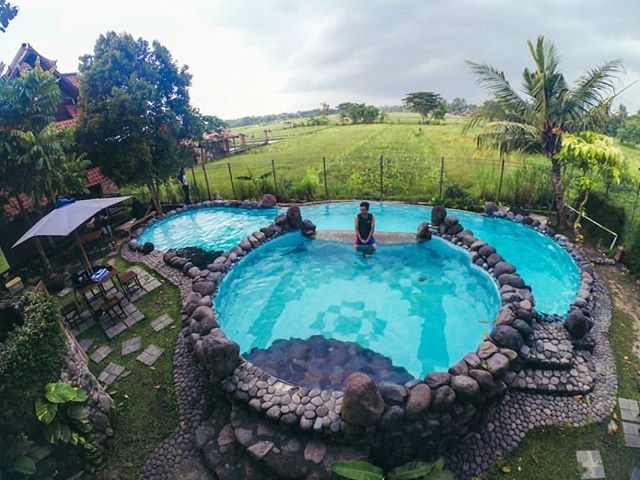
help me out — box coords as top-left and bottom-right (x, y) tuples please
(227, 163), (236, 199)
(201, 145), (212, 200)
(323, 156), (328, 201)
(379, 155), (384, 202)
(271, 159), (278, 196)
(438, 156), (444, 199)
(497, 156), (505, 204)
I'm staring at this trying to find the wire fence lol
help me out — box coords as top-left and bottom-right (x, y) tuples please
(123, 153), (640, 244)
(163, 155), (555, 211)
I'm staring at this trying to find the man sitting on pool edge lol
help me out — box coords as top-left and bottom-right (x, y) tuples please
(354, 201), (377, 255)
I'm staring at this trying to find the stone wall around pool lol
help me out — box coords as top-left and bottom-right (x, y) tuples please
(131, 200), (602, 479)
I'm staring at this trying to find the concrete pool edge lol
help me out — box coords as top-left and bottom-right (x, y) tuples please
(128, 200), (610, 479)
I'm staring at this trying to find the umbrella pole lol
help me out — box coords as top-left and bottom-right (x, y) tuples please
(75, 232), (94, 273)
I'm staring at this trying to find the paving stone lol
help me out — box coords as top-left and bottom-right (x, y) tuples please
(79, 338), (94, 352)
(576, 450), (605, 479)
(630, 467), (640, 480)
(56, 287), (73, 297)
(623, 421), (640, 448)
(137, 344), (165, 366)
(97, 362), (124, 386)
(150, 314), (174, 332)
(123, 305), (145, 327)
(122, 336), (142, 356)
(102, 321), (127, 339)
(619, 397), (640, 422)
(90, 345), (113, 363)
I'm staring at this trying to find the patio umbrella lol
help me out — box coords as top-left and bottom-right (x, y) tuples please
(12, 196), (131, 272)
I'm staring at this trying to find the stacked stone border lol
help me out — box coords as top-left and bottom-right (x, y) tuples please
(132, 200), (603, 479)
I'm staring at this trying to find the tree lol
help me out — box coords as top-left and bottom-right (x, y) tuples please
(202, 115), (228, 133)
(616, 116), (640, 146)
(402, 92), (447, 123)
(76, 32), (202, 213)
(466, 35), (624, 228)
(335, 102), (379, 124)
(449, 97), (468, 114)
(556, 131), (624, 244)
(0, 0), (18, 33)
(0, 62), (89, 272)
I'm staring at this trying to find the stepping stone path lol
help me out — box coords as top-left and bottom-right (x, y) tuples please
(137, 344), (165, 366)
(98, 362), (125, 386)
(122, 336), (142, 356)
(90, 345), (113, 364)
(619, 397), (640, 449)
(150, 314), (174, 332)
(576, 450), (605, 479)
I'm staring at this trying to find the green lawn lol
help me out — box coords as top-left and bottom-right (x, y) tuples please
(481, 267), (640, 479)
(121, 115), (640, 244)
(75, 257), (181, 478)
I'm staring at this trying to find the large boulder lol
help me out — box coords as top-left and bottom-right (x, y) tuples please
(261, 193), (277, 208)
(490, 324), (524, 351)
(484, 202), (499, 215)
(405, 383), (432, 419)
(431, 205), (447, 226)
(340, 373), (385, 426)
(286, 206), (303, 229)
(196, 329), (241, 380)
(564, 309), (593, 338)
(416, 222), (432, 242)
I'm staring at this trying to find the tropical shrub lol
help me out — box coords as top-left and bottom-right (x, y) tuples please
(583, 191), (627, 245)
(0, 292), (67, 412)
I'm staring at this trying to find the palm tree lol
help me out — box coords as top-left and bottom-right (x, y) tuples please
(466, 35), (624, 228)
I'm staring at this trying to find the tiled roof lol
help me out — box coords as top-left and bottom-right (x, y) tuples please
(3, 167), (120, 220)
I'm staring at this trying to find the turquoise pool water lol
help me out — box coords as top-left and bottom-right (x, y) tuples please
(216, 234), (500, 377)
(298, 202), (579, 316)
(138, 207), (278, 252)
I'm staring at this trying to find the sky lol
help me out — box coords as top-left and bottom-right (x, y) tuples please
(1, 0), (640, 120)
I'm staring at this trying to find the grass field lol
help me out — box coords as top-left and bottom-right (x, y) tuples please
(123, 114), (640, 243)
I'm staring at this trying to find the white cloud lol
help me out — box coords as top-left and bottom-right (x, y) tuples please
(1, 0), (639, 118)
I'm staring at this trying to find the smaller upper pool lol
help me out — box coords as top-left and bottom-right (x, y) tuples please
(138, 207), (278, 252)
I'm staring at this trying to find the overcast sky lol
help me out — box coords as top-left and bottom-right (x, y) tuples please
(1, 0), (640, 120)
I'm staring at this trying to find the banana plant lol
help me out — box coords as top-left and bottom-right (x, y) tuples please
(331, 458), (456, 480)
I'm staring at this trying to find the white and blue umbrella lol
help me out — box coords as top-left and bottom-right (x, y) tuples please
(12, 196), (131, 271)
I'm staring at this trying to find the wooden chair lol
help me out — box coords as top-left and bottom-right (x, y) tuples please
(118, 270), (143, 298)
(100, 294), (126, 322)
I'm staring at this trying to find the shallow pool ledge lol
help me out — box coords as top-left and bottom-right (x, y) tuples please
(315, 230), (416, 244)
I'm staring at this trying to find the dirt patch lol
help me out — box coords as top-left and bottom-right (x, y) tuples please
(595, 264), (640, 359)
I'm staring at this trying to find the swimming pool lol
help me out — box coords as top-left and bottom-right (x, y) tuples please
(138, 207), (278, 252)
(141, 202), (579, 316)
(215, 233), (501, 378)
(298, 202), (579, 315)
